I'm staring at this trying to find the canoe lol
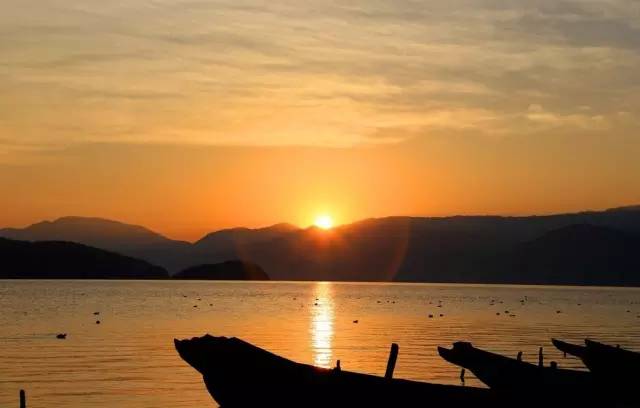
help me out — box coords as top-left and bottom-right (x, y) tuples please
(552, 339), (640, 406)
(175, 335), (542, 408)
(584, 339), (640, 365)
(437, 341), (601, 402)
(584, 340), (640, 383)
(552, 338), (588, 359)
(553, 338), (640, 379)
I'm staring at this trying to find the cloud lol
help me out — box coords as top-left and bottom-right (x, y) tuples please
(525, 104), (608, 131)
(0, 0), (638, 151)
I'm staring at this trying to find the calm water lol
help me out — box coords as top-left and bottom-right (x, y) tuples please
(1, 280), (640, 407)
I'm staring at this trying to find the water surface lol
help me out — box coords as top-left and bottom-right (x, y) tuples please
(1, 280), (639, 407)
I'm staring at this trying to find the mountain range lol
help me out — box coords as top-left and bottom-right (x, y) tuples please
(1, 205), (640, 285)
(0, 237), (168, 279)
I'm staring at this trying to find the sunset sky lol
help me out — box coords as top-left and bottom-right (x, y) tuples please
(1, 0), (639, 240)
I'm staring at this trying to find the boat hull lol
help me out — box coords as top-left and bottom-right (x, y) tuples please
(175, 335), (517, 408)
(437, 341), (605, 405)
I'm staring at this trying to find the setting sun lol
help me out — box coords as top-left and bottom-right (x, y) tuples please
(314, 215), (334, 230)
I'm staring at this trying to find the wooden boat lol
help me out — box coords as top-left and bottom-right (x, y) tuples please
(437, 341), (606, 404)
(552, 338), (588, 359)
(554, 338), (640, 390)
(584, 339), (640, 365)
(175, 335), (551, 408)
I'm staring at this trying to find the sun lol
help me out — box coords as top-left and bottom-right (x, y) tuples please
(314, 214), (334, 230)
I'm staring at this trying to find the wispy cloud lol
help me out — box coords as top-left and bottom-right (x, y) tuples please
(1, 0), (639, 151)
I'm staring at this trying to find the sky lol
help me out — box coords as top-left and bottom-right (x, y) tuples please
(1, 0), (639, 240)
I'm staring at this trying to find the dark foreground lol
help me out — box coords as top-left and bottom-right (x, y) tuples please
(175, 335), (640, 408)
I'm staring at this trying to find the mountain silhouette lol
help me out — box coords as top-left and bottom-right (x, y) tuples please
(0, 237), (168, 279)
(174, 260), (270, 280)
(0, 216), (173, 248)
(506, 224), (640, 286)
(0, 216), (192, 271)
(2, 206), (640, 285)
(193, 223), (299, 254)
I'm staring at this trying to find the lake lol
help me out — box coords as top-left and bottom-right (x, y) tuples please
(1, 280), (639, 407)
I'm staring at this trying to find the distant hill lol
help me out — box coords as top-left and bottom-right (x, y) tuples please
(0, 237), (168, 279)
(0, 216), (192, 271)
(0, 217), (187, 250)
(507, 224), (640, 286)
(0, 216), (172, 248)
(606, 205), (640, 213)
(203, 209), (640, 285)
(193, 223), (298, 255)
(2, 206), (640, 285)
(174, 260), (269, 280)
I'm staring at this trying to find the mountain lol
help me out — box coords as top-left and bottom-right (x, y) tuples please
(174, 260), (270, 280)
(2, 206), (640, 285)
(0, 237), (168, 279)
(194, 223), (299, 253)
(507, 224), (640, 286)
(0, 216), (192, 271)
(0, 216), (173, 248)
(198, 208), (640, 285)
(606, 205), (640, 213)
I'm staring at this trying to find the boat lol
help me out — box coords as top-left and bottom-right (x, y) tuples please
(554, 338), (640, 390)
(551, 338), (587, 359)
(553, 338), (640, 373)
(584, 339), (640, 365)
(552, 339), (640, 406)
(175, 334), (552, 408)
(437, 341), (605, 404)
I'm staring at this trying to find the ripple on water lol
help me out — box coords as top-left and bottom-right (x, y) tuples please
(1, 280), (639, 407)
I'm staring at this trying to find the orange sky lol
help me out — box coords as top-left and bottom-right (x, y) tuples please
(1, 1), (639, 240)
(2, 134), (638, 241)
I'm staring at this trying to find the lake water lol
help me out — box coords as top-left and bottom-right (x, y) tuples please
(1, 280), (639, 407)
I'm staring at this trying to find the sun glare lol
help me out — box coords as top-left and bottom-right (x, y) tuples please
(314, 214), (334, 230)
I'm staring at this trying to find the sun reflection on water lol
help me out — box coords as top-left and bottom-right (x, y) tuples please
(310, 282), (334, 368)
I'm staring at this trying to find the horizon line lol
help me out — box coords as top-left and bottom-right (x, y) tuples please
(2, 203), (638, 243)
